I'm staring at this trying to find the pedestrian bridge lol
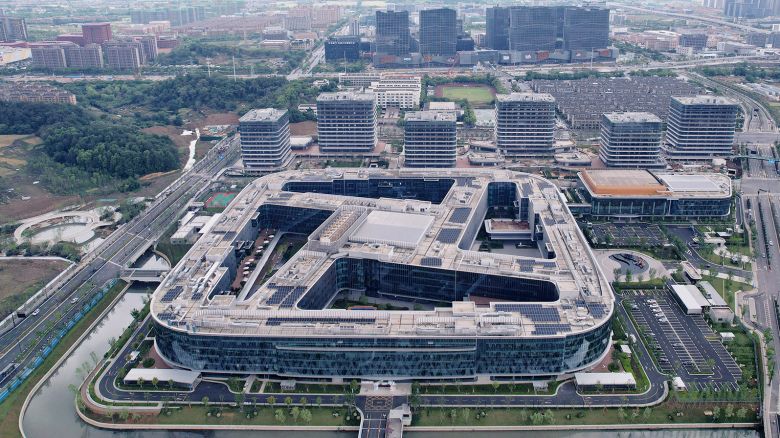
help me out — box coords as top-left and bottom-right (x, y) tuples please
(119, 268), (169, 283)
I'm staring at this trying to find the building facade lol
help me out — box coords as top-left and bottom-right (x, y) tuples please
(663, 96), (739, 162)
(561, 6), (610, 51)
(30, 43), (69, 69)
(485, 7), (510, 50)
(239, 108), (293, 173)
(317, 92), (377, 153)
(403, 111), (457, 167)
(0, 16), (27, 42)
(419, 8), (457, 56)
(376, 10), (410, 55)
(599, 112), (664, 168)
(325, 36), (361, 62)
(369, 75), (421, 109)
(64, 44), (104, 68)
(103, 41), (142, 70)
(496, 93), (556, 158)
(509, 7), (558, 52)
(82, 23), (112, 45)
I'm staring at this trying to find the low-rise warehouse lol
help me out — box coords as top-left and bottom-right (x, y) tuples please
(573, 169), (732, 219)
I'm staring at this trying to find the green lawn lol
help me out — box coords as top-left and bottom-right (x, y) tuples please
(412, 404), (757, 426)
(440, 86), (495, 105)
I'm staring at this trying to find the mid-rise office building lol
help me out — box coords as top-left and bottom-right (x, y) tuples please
(239, 108), (293, 173)
(679, 33), (708, 50)
(496, 93), (556, 158)
(103, 41), (142, 70)
(561, 6), (609, 51)
(317, 91), (377, 153)
(664, 96), (739, 162)
(509, 7), (558, 52)
(0, 16), (27, 42)
(30, 42), (69, 69)
(403, 111), (457, 167)
(325, 36), (360, 62)
(485, 7), (510, 50)
(419, 8), (457, 56)
(369, 74), (421, 109)
(64, 44), (104, 68)
(376, 10), (410, 55)
(82, 23), (112, 45)
(599, 112), (664, 168)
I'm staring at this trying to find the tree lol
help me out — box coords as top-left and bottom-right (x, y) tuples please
(299, 396), (308, 408)
(152, 377), (159, 390)
(267, 395), (276, 407)
(315, 396), (323, 407)
(202, 396), (209, 409)
(724, 404), (734, 418)
(491, 381), (500, 393)
(284, 396), (293, 407)
(713, 406), (721, 420)
(350, 379), (360, 394)
(737, 407), (748, 419)
(643, 407), (652, 420)
(618, 407), (627, 420)
(275, 409), (286, 424)
(291, 406), (301, 422)
(168, 379), (175, 390)
(300, 408), (312, 424)
(461, 408), (471, 423)
(235, 392), (245, 408)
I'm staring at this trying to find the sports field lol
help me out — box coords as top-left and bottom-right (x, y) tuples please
(435, 84), (496, 105)
(205, 192), (237, 209)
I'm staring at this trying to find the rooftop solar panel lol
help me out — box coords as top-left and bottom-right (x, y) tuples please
(494, 303), (561, 322)
(267, 317), (376, 326)
(436, 228), (461, 244)
(532, 324), (571, 335)
(448, 208), (471, 224)
(161, 286), (184, 303)
(420, 257), (443, 267)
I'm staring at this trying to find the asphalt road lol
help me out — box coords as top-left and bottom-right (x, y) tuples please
(0, 137), (239, 391)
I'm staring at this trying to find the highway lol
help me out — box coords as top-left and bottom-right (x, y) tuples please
(0, 136), (239, 392)
(609, 3), (770, 34)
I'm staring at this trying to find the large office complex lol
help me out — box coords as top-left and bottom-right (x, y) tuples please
(419, 8), (457, 56)
(239, 108), (293, 173)
(316, 92), (377, 153)
(403, 111), (457, 167)
(486, 5), (609, 54)
(151, 169), (613, 380)
(663, 96), (739, 162)
(376, 10), (410, 56)
(29, 43), (69, 69)
(599, 112), (664, 168)
(496, 93), (556, 158)
(0, 16), (27, 42)
(576, 169), (732, 218)
(103, 41), (142, 70)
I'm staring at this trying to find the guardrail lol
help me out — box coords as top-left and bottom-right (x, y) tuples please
(0, 279), (118, 404)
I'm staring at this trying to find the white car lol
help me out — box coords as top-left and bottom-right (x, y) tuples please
(31, 308), (40, 316)
(70, 297), (79, 304)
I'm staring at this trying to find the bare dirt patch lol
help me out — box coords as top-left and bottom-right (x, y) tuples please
(0, 258), (70, 301)
(200, 112), (239, 127)
(290, 121), (317, 136)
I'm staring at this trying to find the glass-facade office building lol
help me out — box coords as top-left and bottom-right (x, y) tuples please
(153, 171), (613, 381)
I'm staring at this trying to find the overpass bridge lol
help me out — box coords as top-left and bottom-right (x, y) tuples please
(119, 268), (169, 283)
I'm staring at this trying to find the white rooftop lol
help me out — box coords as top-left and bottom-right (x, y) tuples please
(575, 372), (636, 386)
(351, 210), (434, 248)
(124, 368), (201, 386)
(671, 284), (710, 313)
(656, 174), (723, 193)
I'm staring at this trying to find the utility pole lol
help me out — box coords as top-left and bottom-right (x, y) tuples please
(232, 56), (237, 81)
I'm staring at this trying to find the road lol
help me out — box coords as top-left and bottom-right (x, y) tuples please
(0, 136), (240, 391)
(609, 3), (769, 34)
(739, 141), (780, 437)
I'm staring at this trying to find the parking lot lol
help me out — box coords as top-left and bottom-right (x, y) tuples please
(590, 223), (669, 247)
(623, 290), (742, 391)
